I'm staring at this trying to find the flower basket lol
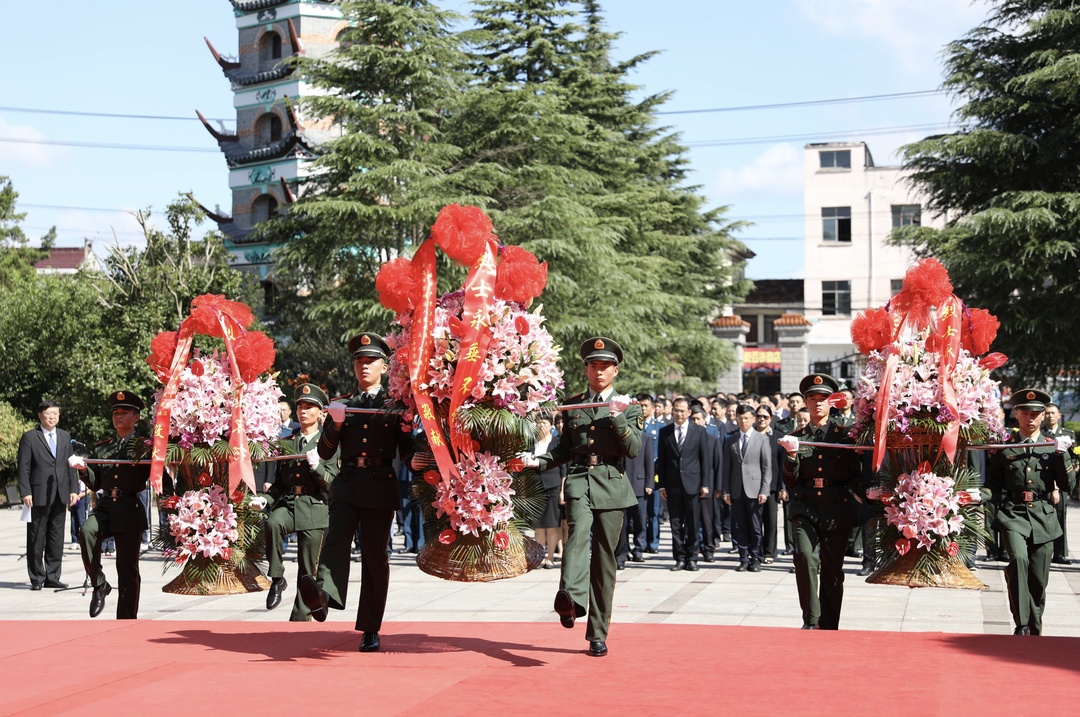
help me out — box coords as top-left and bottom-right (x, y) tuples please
(417, 524), (546, 582)
(865, 545), (985, 590)
(162, 556), (271, 595)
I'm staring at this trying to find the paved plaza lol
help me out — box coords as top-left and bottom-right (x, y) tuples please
(2, 501), (1080, 636)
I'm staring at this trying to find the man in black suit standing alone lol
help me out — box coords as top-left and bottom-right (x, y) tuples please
(657, 397), (713, 571)
(722, 405), (772, 572)
(17, 400), (79, 590)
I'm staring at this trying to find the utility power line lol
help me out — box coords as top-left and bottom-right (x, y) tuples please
(656, 90), (944, 116)
(0, 137), (217, 153)
(0, 105), (232, 123)
(686, 122), (955, 148)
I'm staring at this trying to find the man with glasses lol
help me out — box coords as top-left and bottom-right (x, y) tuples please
(753, 405), (783, 564)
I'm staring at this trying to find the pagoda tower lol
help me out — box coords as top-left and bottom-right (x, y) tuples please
(194, 0), (344, 281)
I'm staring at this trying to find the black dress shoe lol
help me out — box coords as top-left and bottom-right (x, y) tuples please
(685, 561), (699, 571)
(554, 589), (581, 629)
(845, 549), (862, 559)
(1013, 626), (1030, 636)
(30, 583), (43, 591)
(801, 623), (818, 630)
(298, 574), (329, 622)
(669, 561), (686, 572)
(735, 562), (748, 572)
(359, 632), (380, 652)
(587, 640), (608, 657)
(266, 576), (287, 610)
(89, 582), (111, 618)
(701, 554), (715, 563)
(747, 562), (761, 573)
(721, 533), (731, 542)
(630, 553), (644, 563)
(616, 563), (625, 571)
(857, 565), (872, 577)
(1051, 556), (1072, 565)
(43, 580), (67, 589)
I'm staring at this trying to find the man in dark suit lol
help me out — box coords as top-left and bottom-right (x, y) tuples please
(616, 423), (655, 569)
(753, 405), (784, 563)
(690, 405), (720, 562)
(17, 400), (79, 590)
(657, 397), (713, 571)
(722, 405), (772, 571)
(299, 333), (418, 653)
(1043, 402), (1077, 564)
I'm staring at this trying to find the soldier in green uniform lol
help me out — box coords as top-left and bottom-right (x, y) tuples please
(299, 333), (416, 653)
(985, 389), (1073, 635)
(1042, 402), (1077, 564)
(526, 337), (642, 657)
(262, 383), (338, 621)
(69, 391), (151, 619)
(778, 374), (867, 630)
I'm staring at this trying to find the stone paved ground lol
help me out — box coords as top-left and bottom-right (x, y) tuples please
(2, 501), (1079, 635)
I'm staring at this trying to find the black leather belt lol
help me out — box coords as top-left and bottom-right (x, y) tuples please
(292, 485), (315, 496)
(801, 478), (841, 489)
(346, 456), (391, 468)
(100, 487), (124, 500)
(1009, 489), (1048, 503)
(572, 455), (625, 471)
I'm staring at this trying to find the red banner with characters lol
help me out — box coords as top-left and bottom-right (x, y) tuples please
(217, 314), (256, 494)
(148, 330), (194, 493)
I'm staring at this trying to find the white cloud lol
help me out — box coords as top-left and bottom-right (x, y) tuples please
(0, 116), (68, 167)
(793, 0), (991, 76)
(712, 143), (803, 199)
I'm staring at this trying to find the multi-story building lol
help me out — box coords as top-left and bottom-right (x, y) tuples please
(194, 0), (345, 283)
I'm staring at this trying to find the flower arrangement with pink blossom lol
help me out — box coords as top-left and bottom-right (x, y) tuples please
(163, 484), (240, 564)
(432, 451), (516, 540)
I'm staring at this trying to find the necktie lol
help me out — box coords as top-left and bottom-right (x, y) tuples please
(47, 431), (56, 457)
(740, 432), (748, 458)
(676, 426), (683, 445)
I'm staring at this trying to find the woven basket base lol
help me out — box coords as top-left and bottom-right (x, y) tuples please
(162, 561), (271, 595)
(417, 528), (546, 582)
(865, 549), (987, 590)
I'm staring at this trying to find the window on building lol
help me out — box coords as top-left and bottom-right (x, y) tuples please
(257, 113), (283, 143)
(745, 314), (760, 345)
(890, 279), (903, 296)
(251, 195), (280, 224)
(762, 314), (781, 345)
(821, 280), (851, 316)
(260, 32), (283, 69)
(822, 207), (851, 243)
(891, 204), (921, 228)
(819, 150), (851, 169)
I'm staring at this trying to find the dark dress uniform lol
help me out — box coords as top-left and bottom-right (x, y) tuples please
(537, 338), (642, 651)
(986, 389), (1073, 635)
(782, 374), (866, 630)
(309, 334), (414, 638)
(263, 384), (338, 621)
(1042, 423), (1077, 562)
(78, 391), (150, 620)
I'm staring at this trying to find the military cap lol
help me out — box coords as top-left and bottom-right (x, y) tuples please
(348, 332), (390, 361)
(580, 336), (623, 364)
(108, 390), (145, 412)
(294, 383), (329, 409)
(799, 373), (839, 397)
(1010, 388), (1051, 412)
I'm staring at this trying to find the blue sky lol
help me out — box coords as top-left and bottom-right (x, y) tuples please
(2, 0), (990, 279)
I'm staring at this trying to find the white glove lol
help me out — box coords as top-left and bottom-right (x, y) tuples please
(68, 455), (86, 470)
(248, 496), (268, 510)
(327, 401), (346, 425)
(866, 486), (882, 501)
(306, 447), (320, 469)
(518, 451), (540, 468)
(609, 394), (631, 416)
(778, 435), (800, 455)
(1054, 435), (1074, 453)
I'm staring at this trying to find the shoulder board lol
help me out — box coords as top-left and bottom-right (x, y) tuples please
(95, 438), (112, 446)
(568, 393), (584, 401)
(332, 393), (353, 401)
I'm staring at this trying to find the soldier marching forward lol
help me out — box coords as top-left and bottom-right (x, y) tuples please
(299, 333), (418, 652)
(778, 374), (867, 630)
(527, 337), (642, 657)
(69, 391), (151, 619)
(985, 389), (1074, 635)
(262, 383), (338, 621)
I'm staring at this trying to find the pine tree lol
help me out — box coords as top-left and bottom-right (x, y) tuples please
(895, 0), (1080, 383)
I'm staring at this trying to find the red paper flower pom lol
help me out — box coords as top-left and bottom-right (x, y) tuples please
(892, 258), (954, 326)
(494, 245), (548, 305)
(431, 204), (495, 266)
(184, 294), (256, 337)
(850, 307), (894, 355)
(146, 330), (179, 381)
(438, 529), (457, 545)
(232, 331), (276, 383)
(961, 307), (1000, 356)
(375, 257), (418, 314)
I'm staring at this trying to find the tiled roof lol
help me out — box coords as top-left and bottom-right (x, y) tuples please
(222, 132), (319, 167)
(773, 313), (813, 327)
(229, 65), (294, 86)
(710, 314), (751, 329)
(34, 247), (87, 271)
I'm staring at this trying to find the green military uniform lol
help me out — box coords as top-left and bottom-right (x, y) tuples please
(537, 338), (642, 651)
(1042, 421), (1077, 563)
(308, 333), (414, 640)
(262, 384), (338, 621)
(782, 374), (866, 630)
(78, 391), (150, 620)
(986, 389), (1073, 635)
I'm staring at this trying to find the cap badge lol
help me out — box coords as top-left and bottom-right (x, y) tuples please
(594, 339), (605, 350)
(361, 335), (371, 346)
(116, 392), (125, 400)
(813, 376), (823, 385)
(1026, 391), (1036, 400)
(302, 385), (311, 395)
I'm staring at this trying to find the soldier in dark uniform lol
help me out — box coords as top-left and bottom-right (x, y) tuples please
(299, 333), (416, 652)
(779, 374), (867, 630)
(263, 383), (338, 621)
(527, 337), (642, 657)
(1042, 402), (1077, 564)
(985, 389), (1073, 635)
(70, 391), (151, 619)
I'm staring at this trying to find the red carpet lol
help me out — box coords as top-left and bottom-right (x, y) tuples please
(0, 621), (1074, 716)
